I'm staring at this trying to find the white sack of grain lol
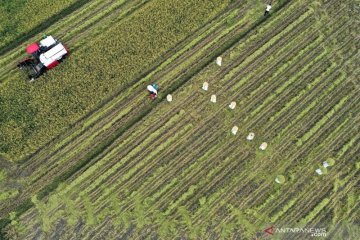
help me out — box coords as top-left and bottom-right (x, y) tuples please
(231, 126), (238, 135)
(229, 101), (236, 110)
(166, 94), (173, 102)
(216, 56), (222, 66)
(315, 168), (323, 175)
(246, 132), (255, 141)
(210, 94), (217, 103)
(202, 82), (209, 91)
(323, 161), (330, 168)
(259, 142), (268, 150)
(275, 175), (285, 184)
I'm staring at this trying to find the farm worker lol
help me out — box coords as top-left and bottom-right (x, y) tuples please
(147, 83), (159, 100)
(264, 4), (272, 16)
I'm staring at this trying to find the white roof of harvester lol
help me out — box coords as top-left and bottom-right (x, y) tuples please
(40, 36), (56, 47)
(39, 43), (67, 67)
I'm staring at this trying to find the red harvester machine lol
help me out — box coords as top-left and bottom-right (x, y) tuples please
(17, 35), (69, 81)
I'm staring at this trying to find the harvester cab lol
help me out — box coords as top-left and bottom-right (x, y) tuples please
(17, 35), (69, 81)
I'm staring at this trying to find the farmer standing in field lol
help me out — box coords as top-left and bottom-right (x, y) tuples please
(264, 3), (272, 16)
(147, 83), (159, 100)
